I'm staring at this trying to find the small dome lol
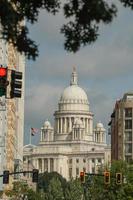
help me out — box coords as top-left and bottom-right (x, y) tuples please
(96, 122), (104, 128)
(44, 120), (51, 128)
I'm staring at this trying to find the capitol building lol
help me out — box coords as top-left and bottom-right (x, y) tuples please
(23, 69), (110, 180)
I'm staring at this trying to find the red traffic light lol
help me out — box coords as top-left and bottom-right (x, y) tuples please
(80, 171), (85, 183)
(104, 171), (110, 184)
(0, 68), (6, 77)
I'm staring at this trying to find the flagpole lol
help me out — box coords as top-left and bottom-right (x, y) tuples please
(29, 128), (31, 144)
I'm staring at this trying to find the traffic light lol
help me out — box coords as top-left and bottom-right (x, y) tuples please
(116, 173), (122, 185)
(0, 67), (9, 97)
(104, 171), (110, 184)
(10, 70), (22, 98)
(32, 169), (39, 183)
(3, 170), (9, 184)
(80, 171), (85, 183)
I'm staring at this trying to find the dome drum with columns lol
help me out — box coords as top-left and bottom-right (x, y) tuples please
(23, 68), (110, 181)
(54, 68), (94, 141)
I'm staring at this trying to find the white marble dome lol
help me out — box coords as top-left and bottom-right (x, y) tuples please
(96, 122), (104, 128)
(60, 85), (88, 103)
(44, 120), (51, 128)
(59, 69), (89, 112)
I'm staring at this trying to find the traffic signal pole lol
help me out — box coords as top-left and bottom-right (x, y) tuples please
(80, 172), (123, 185)
(0, 96), (6, 190)
(0, 169), (39, 184)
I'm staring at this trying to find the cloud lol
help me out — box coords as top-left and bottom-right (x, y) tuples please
(25, 83), (63, 126)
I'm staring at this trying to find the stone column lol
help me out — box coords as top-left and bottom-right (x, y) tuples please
(60, 118), (62, 133)
(95, 159), (98, 173)
(64, 117), (66, 133)
(40, 129), (42, 141)
(48, 158), (50, 172)
(83, 118), (85, 129)
(88, 119), (90, 134)
(88, 159), (92, 173)
(42, 158), (44, 173)
(86, 118), (89, 133)
(85, 118), (86, 134)
(69, 118), (71, 132)
(36, 159), (39, 169)
(57, 118), (59, 133)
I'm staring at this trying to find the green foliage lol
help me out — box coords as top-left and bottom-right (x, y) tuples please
(65, 179), (83, 200)
(0, 0), (133, 60)
(4, 165), (133, 200)
(0, 0), (60, 60)
(5, 181), (43, 200)
(120, 0), (133, 9)
(83, 161), (133, 200)
(0, 0), (117, 60)
(37, 171), (67, 193)
(61, 0), (117, 53)
(47, 177), (64, 200)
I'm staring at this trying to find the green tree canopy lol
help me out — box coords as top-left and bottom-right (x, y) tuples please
(1, 1), (133, 60)
(37, 171), (67, 193)
(47, 177), (64, 200)
(84, 161), (133, 200)
(4, 181), (44, 200)
(65, 179), (84, 200)
(0, 0), (117, 60)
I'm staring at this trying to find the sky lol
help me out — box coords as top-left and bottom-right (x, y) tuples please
(24, 1), (133, 145)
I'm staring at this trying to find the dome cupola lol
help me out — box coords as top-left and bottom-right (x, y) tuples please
(59, 68), (89, 112)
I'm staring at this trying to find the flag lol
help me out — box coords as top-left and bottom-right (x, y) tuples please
(31, 127), (40, 136)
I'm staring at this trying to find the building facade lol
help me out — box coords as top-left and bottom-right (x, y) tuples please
(108, 92), (133, 163)
(0, 34), (25, 190)
(0, 34), (8, 190)
(23, 69), (110, 180)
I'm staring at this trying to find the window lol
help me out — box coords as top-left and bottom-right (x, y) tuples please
(50, 158), (54, 172)
(76, 159), (79, 163)
(92, 158), (95, 163)
(98, 158), (101, 163)
(92, 167), (95, 173)
(69, 159), (72, 164)
(125, 143), (132, 154)
(83, 158), (86, 163)
(125, 131), (132, 142)
(69, 168), (72, 179)
(76, 168), (79, 176)
(83, 167), (86, 173)
(23, 157), (26, 162)
(125, 156), (132, 163)
(125, 108), (132, 118)
(125, 120), (132, 129)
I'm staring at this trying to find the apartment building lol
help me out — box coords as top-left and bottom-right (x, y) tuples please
(108, 92), (133, 163)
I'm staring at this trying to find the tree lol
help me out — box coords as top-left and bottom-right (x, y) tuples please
(37, 171), (67, 193)
(83, 161), (133, 200)
(4, 181), (44, 200)
(47, 177), (64, 200)
(120, 0), (133, 9)
(64, 179), (84, 200)
(0, 0), (117, 60)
